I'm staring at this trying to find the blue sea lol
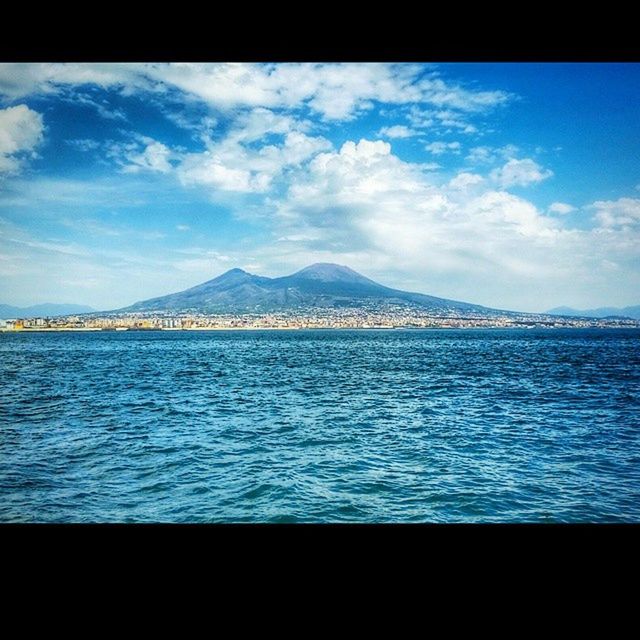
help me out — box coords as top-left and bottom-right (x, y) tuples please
(1, 328), (639, 523)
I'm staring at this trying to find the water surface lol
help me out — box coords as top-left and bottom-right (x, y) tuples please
(1, 329), (639, 522)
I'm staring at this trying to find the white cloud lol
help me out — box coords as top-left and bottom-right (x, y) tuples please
(418, 78), (511, 112)
(425, 141), (461, 155)
(469, 190), (557, 239)
(123, 140), (173, 174)
(65, 92), (127, 121)
(0, 106), (44, 155)
(276, 138), (431, 252)
(277, 137), (559, 256)
(466, 144), (519, 165)
(176, 224), (190, 231)
(0, 155), (18, 174)
(65, 138), (100, 152)
(8, 236), (91, 257)
(0, 63), (145, 100)
(0, 104), (44, 175)
(105, 120), (331, 192)
(409, 107), (478, 135)
(591, 197), (640, 228)
(0, 63), (513, 123)
(377, 125), (416, 139)
(285, 139), (423, 206)
(549, 202), (575, 214)
(176, 113), (331, 193)
(491, 158), (553, 188)
(338, 139), (391, 161)
(225, 107), (305, 143)
(465, 146), (493, 164)
(178, 154), (254, 191)
(155, 63), (462, 121)
(449, 172), (484, 189)
(278, 131), (333, 165)
(432, 110), (477, 133)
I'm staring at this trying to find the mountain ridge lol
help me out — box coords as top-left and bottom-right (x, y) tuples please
(547, 305), (640, 320)
(121, 262), (511, 316)
(0, 303), (96, 319)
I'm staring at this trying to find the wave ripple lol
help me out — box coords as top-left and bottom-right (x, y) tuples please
(1, 328), (639, 522)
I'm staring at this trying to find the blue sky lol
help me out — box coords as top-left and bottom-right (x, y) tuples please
(0, 62), (638, 312)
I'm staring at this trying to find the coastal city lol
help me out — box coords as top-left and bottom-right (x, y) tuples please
(1, 304), (638, 331)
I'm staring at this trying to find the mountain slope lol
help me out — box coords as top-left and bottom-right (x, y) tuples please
(122, 263), (507, 315)
(547, 305), (640, 319)
(125, 268), (273, 312)
(270, 264), (495, 311)
(0, 303), (96, 318)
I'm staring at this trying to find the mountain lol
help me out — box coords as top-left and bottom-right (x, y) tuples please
(122, 263), (508, 315)
(547, 305), (640, 320)
(0, 303), (96, 319)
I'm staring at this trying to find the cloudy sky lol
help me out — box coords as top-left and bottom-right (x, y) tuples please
(0, 62), (638, 312)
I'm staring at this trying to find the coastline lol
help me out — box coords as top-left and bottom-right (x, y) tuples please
(2, 325), (639, 333)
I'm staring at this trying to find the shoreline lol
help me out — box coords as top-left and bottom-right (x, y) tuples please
(2, 325), (639, 333)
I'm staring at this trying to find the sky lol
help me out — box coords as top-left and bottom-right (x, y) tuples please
(0, 62), (638, 313)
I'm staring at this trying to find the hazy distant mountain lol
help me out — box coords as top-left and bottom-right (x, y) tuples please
(122, 263), (509, 315)
(0, 303), (96, 319)
(547, 305), (640, 320)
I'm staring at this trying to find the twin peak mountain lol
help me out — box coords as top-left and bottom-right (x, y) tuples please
(122, 263), (501, 315)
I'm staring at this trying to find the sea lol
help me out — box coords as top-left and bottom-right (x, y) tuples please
(1, 328), (639, 523)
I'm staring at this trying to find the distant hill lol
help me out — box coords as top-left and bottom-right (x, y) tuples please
(547, 305), (640, 320)
(0, 303), (96, 319)
(121, 262), (511, 315)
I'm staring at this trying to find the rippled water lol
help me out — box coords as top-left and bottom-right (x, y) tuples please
(1, 329), (639, 522)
